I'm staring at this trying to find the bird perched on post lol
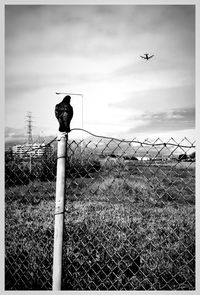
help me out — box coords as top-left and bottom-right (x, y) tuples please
(55, 95), (73, 133)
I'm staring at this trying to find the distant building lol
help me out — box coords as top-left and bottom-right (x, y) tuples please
(12, 143), (53, 158)
(137, 156), (150, 161)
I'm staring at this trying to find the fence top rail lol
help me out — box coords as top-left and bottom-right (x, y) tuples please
(9, 128), (195, 155)
(70, 128), (196, 149)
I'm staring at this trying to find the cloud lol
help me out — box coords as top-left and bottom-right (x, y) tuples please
(5, 127), (26, 143)
(6, 5), (134, 57)
(5, 5), (194, 59)
(128, 107), (195, 133)
(5, 5), (195, 142)
(5, 125), (55, 144)
(109, 85), (195, 113)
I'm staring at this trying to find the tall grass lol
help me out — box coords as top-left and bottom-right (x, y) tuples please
(5, 159), (195, 290)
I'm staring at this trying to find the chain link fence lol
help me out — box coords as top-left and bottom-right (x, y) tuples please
(5, 131), (195, 290)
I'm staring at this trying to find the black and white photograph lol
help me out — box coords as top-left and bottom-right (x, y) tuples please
(4, 1), (197, 291)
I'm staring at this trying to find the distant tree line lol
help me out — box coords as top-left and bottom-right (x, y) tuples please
(178, 152), (195, 162)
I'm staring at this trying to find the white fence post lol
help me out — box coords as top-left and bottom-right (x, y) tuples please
(52, 133), (67, 290)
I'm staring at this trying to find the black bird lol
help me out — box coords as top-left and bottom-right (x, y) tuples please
(140, 53), (154, 60)
(55, 95), (73, 132)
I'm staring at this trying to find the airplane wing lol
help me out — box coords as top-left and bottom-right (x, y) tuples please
(148, 55), (154, 59)
(140, 56), (146, 59)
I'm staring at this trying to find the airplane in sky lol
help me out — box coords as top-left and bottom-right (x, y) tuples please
(140, 53), (154, 60)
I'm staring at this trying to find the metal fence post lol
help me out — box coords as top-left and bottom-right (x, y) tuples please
(52, 133), (67, 290)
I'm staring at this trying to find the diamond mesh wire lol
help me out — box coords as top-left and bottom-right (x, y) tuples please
(5, 134), (195, 290)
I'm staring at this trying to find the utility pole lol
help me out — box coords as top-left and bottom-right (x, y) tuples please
(25, 112), (34, 172)
(52, 133), (68, 290)
(25, 112), (34, 144)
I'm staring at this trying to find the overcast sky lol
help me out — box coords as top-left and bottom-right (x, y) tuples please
(5, 4), (195, 143)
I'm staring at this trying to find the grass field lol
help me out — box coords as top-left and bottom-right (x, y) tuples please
(5, 160), (195, 290)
